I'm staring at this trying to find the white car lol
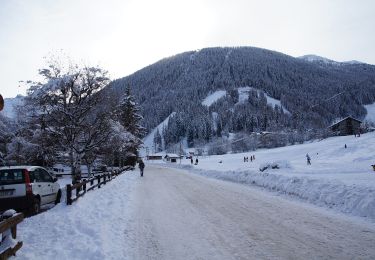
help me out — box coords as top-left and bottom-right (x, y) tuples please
(0, 166), (61, 215)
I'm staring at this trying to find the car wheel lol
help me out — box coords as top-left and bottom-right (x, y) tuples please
(55, 189), (62, 204)
(30, 198), (41, 215)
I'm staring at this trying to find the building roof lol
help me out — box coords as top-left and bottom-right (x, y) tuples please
(165, 154), (180, 158)
(148, 153), (164, 157)
(329, 116), (362, 128)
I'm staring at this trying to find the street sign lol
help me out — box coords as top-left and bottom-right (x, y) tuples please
(0, 94), (4, 111)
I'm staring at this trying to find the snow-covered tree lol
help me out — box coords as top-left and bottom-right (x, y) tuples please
(26, 60), (111, 183)
(114, 86), (145, 163)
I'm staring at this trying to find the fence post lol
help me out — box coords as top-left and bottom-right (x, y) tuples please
(83, 181), (86, 194)
(66, 184), (72, 205)
(104, 174), (107, 185)
(98, 175), (101, 188)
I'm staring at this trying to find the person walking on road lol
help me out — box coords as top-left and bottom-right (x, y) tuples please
(306, 153), (311, 165)
(139, 159), (145, 177)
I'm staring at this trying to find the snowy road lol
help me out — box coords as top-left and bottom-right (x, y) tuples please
(125, 165), (375, 260)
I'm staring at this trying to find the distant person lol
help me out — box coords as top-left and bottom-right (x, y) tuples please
(139, 159), (145, 177)
(195, 158), (199, 165)
(250, 156), (253, 162)
(306, 153), (311, 165)
(244, 156), (246, 162)
(345, 144), (347, 149)
(191, 157), (193, 164)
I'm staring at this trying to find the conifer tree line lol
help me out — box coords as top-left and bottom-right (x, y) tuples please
(0, 59), (144, 182)
(109, 47), (375, 153)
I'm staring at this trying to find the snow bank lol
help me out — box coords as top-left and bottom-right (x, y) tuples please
(177, 165), (375, 221)
(16, 171), (138, 260)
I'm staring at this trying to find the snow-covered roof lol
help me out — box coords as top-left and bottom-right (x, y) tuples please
(165, 154), (180, 158)
(329, 116), (362, 128)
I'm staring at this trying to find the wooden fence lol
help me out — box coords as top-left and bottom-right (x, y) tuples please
(0, 213), (24, 260)
(66, 167), (131, 205)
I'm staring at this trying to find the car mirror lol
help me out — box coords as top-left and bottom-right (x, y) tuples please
(53, 177), (58, 183)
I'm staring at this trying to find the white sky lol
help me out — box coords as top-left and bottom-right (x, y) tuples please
(1, 0), (375, 98)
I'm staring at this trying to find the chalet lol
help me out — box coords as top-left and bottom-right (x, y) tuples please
(147, 153), (163, 160)
(329, 116), (362, 136)
(165, 154), (180, 163)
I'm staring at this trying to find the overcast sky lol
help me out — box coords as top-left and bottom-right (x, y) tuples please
(1, 0), (375, 98)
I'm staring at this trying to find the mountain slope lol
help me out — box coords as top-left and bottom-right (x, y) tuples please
(107, 47), (375, 148)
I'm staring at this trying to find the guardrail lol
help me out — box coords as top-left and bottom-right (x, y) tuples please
(66, 166), (133, 205)
(0, 212), (24, 260)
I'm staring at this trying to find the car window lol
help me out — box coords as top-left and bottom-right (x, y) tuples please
(30, 169), (44, 183)
(0, 169), (25, 185)
(40, 169), (53, 182)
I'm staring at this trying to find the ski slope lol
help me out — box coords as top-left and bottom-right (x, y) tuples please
(140, 112), (176, 156)
(202, 90), (226, 107)
(237, 87), (290, 114)
(365, 102), (375, 123)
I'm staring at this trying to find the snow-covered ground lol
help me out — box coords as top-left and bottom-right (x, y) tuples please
(365, 102), (375, 123)
(10, 159), (375, 259)
(201, 90), (226, 107)
(16, 171), (138, 260)
(123, 166), (375, 259)
(155, 132), (375, 221)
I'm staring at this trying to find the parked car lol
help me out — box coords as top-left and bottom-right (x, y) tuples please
(0, 166), (61, 215)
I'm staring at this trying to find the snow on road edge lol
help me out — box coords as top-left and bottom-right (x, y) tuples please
(16, 171), (139, 260)
(166, 164), (375, 222)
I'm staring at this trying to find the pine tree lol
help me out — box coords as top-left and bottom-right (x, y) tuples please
(117, 86), (145, 138)
(116, 86), (146, 163)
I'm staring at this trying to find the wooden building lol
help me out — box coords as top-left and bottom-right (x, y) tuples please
(165, 154), (180, 163)
(329, 116), (362, 136)
(147, 154), (163, 160)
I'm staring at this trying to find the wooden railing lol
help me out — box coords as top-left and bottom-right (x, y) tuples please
(0, 213), (24, 260)
(66, 167), (132, 205)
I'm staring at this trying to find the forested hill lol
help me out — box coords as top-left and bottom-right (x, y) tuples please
(107, 47), (375, 149)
